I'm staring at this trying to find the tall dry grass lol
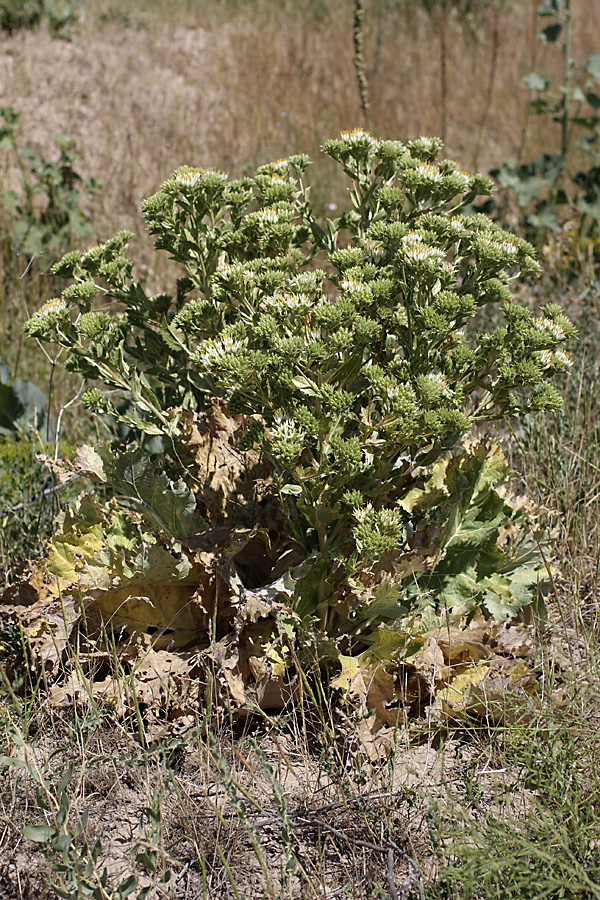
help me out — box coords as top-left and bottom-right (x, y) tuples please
(2, 0), (600, 242)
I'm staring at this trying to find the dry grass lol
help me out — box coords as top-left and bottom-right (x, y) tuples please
(2, 0), (600, 239)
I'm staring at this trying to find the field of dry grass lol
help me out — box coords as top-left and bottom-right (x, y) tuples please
(2, 0), (600, 240)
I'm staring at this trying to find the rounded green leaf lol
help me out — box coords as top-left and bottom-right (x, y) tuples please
(23, 824), (56, 843)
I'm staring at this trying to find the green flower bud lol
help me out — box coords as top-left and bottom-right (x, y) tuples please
(76, 312), (112, 341)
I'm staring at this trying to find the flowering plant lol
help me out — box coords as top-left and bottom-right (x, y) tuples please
(28, 130), (574, 640)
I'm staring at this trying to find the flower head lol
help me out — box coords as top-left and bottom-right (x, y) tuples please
(197, 336), (244, 367)
(415, 162), (444, 183)
(36, 298), (68, 318)
(176, 170), (202, 188)
(270, 415), (306, 443)
(257, 208), (280, 226)
(340, 128), (376, 148)
(533, 317), (566, 341)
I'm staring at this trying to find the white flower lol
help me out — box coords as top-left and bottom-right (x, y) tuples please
(449, 217), (465, 232)
(415, 162), (443, 183)
(269, 174), (288, 186)
(257, 208), (280, 226)
(402, 231), (424, 244)
(353, 502), (374, 523)
(340, 128), (376, 146)
(272, 159), (289, 174)
(274, 292), (313, 312)
(427, 372), (454, 398)
(540, 349), (554, 368)
(216, 261), (244, 279)
(364, 241), (386, 262)
(36, 298), (68, 318)
(341, 279), (364, 294)
(197, 336), (243, 366)
(417, 136), (439, 154)
(498, 238), (518, 255)
(554, 349), (573, 368)
(81, 244), (102, 260)
(479, 235), (519, 256)
(378, 508), (403, 530)
(533, 317), (566, 341)
(176, 170), (201, 188)
(289, 272), (321, 290)
(305, 328), (322, 343)
(455, 170), (470, 186)
(271, 415), (305, 442)
(402, 242), (445, 265)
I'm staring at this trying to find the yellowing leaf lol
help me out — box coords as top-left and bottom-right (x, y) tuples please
(331, 655), (362, 694)
(436, 662), (491, 709)
(73, 444), (106, 481)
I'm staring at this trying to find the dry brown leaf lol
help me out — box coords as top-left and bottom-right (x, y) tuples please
(492, 622), (535, 658)
(182, 403), (278, 530)
(84, 583), (213, 649)
(432, 626), (493, 665)
(3, 581), (78, 676)
(73, 444), (107, 481)
(432, 659), (540, 724)
(411, 636), (448, 687)
(36, 453), (74, 485)
(49, 673), (92, 709)
(332, 657), (407, 730)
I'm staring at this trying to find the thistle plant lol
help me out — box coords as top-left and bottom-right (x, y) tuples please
(26, 130), (575, 635)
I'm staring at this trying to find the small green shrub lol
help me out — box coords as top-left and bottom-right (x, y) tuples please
(430, 717), (600, 900)
(0, 0), (79, 35)
(0, 364), (71, 582)
(26, 130), (574, 642)
(489, 0), (600, 247)
(0, 106), (99, 279)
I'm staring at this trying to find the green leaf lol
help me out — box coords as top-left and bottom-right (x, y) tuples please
(23, 824), (56, 843)
(399, 459), (448, 513)
(280, 483), (302, 495)
(539, 23), (562, 43)
(54, 833), (73, 852)
(116, 875), (138, 898)
(537, 0), (563, 14)
(0, 755), (28, 769)
(586, 92), (600, 109)
(524, 72), (550, 92)
(101, 447), (205, 538)
(587, 52), (600, 84)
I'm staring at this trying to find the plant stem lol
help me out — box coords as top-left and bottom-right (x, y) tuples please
(440, 0), (449, 144)
(353, 0), (370, 125)
(561, 0), (572, 159)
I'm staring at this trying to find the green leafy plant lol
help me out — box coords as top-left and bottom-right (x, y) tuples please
(430, 716), (600, 900)
(25, 130), (573, 650)
(0, 0), (79, 36)
(0, 106), (99, 279)
(0, 364), (60, 582)
(490, 0), (600, 242)
(0, 739), (170, 900)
